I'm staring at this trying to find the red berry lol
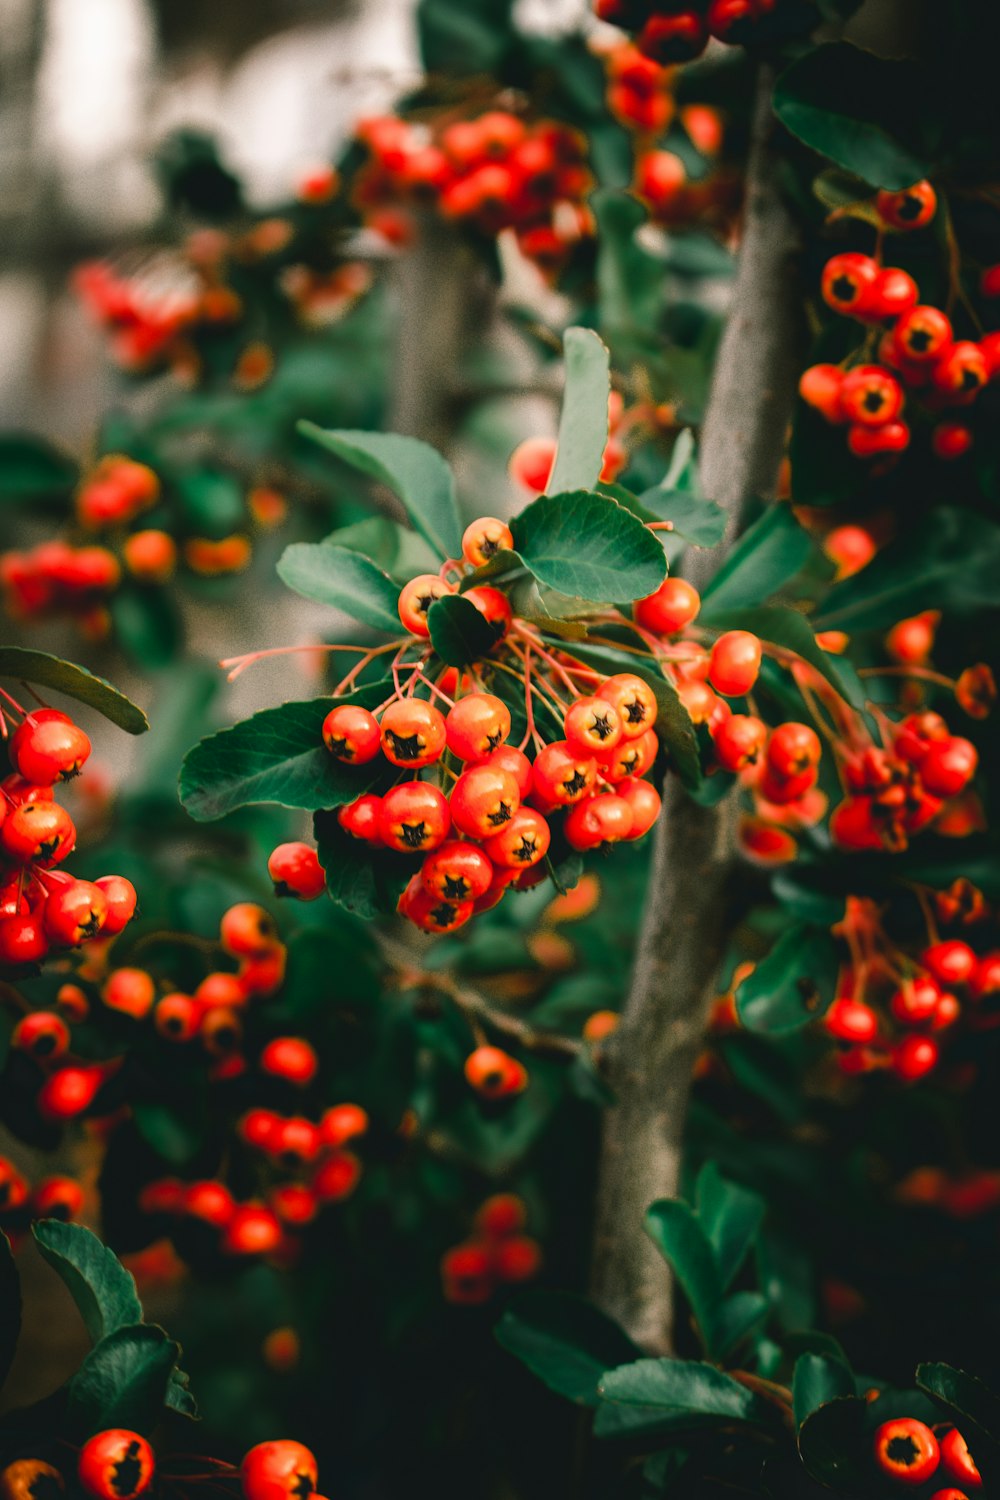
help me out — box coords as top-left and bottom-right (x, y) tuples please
(876, 180), (936, 231)
(482, 808), (551, 869)
(932, 421), (973, 459)
(379, 698), (447, 768)
(0, 912), (49, 966)
(398, 574), (453, 637)
(492, 1233), (543, 1282)
(338, 793), (383, 842)
(464, 1045), (526, 1099)
(12, 1010), (71, 1060)
(32, 1174), (85, 1220)
(919, 737), (978, 796)
(464, 585), (513, 639)
(595, 674), (658, 739)
(312, 1150), (362, 1201)
(634, 576), (701, 634)
(154, 992), (201, 1041)
(564, 696), (623, 756)
(441, 1241), (493, 1304)
(43, 879), (108, 945)
(220, 902), (279, 957)
(10, 713), (91, 785)
(379, 781), (451, 852)
(894, 305), (953, 363)
(821, 252), (878, 317)
(38, 1065), (104, 1120)
(892, 1035), (940, 1081)
(600, 727), (658, 782)
(890, 975), (941, 1025)
(449, 765), (520, 839)
(461, 516), (514, 567)
(184, 1179), (236, 1225)
(939, 1425), (983, 1489)
(421, 841), (494, 902)
(1, 802), (75, 865)
(839, 365), (903, 426)
(799, 364), (846, 423)
(618, 777), (662, 839)
(445, 694), (511, 761)
(321, 704), (380, 763)
(824, 997), (878, 1044)
(873, 1418), (939, 1483)
(933, 341), (988, 402)
(260, 1036), (318, 1086)
(222, 1204), (284, 1256)
(78, 1430), (154, 1500)
(508, 436), (556, 494)
(922, 940), (976, 987)
(94, 875), (138, 934)
(531, 741), (596, 807)
(564, 793), (634, 850)
(847, 420), (910, 457)
(866, 267), (918, 320)
(712, 714), (767, 772)
(103, 967), (156, 1019)
(268, 842), (325, 901)
(766, 722), (822, 778)
(319, 1103), (368, 1149)
(474, 1193), (527, 1239)
(637, 12), (706, 64)
(240, 1442), (318, 1500)
(708, 631), (761, 697)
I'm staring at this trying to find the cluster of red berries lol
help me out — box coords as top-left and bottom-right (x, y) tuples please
(801, 185), (1000, 461)
(0, 540), (121, 640)
(138, 1099), (365, 1260)
(873, 1415), (982, 1492)
(0, 1156), (84, 1250)
(440, 1192), (542, 1304)
(594, 0), (781, 65)
(0, 707), (137, 969)
(0, 1433), (327, 1500)
(353, 112), (593, 278)
(823, 900), (1000, 1081)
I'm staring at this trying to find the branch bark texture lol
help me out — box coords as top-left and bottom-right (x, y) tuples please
(591, 65), (802, 1354)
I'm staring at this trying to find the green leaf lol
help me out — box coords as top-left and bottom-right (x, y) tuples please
(0, 1232), (21, 1392)
(700, 507), (815, 615)
(110, 587), (184, 671)
(495, 1291), (641, 1406)
(917, 1362), (1000, 1483)
(638, 488), (727, 548)
(593, 190), (664, 357)
(297, 425), (462, 561)
(797, 1395), (872, 1489)
(33, 1220), (142, 1344)
(793, 1353), (855, 1429)
(133, 1101), (206, 1165)
(712, 1292), (770, 1362)
(313, 810), (414, 920)
(67, 1324), (177, 1437)
(174, 469), (245, 538)
(815, 507), (1000, 632)
(566, 641), (701, 790)
(324, 516), (439, 581)
(701, 604), (866, 709)
(417, 0), (513, 74)
(0, 648), (148, 734)
(695, 1163), (766, 1289)
(0, 432), (79, 500)
(643, 1201), (724, 1355)
(599, 1358), (773, 1428)
(179, 680), (392, 821)
(735, 924), (840, 1034)
(277, 542), (401, 633)
(511, 490), (665, 604)
(773, 44), (929, 190)
(548, 327), (611, 496)
(428, 593), (503, 666)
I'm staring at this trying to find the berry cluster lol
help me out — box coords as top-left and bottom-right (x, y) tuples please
(873, 1415), (982, 1492)
(353, 112), (594, 277)
(594, 0), (782, 65)
(1, 1433), (325, 1500)
(0, 1156), (83, 1249)
(0, 541), (121, 640)
(0, 706), (137, 968)
(801, 184), (1000, 461)
(823, 899), (1000, 1081)
(139, 1096), (365, 1260)
(440, 1192), (542, 1303)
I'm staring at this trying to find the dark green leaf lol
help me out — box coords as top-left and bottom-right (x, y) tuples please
(638, 487), (727, 548)
(700, 507), (814, 615)
(428, 593), (502, 666)
(0, 648), (148, 734)
(643, 1200), (724, 1354)
(511, 490), (665, 603)
(0, 1233), (21, 1392)
(314, 809), (414, 920)
(277, 542), (401, 632)
(917, 1361), (1000, 1480)
(297, 425), (462, 560)
(548, 327), (611, 496)
(0, 432), (79, 500)
(712, 1292), (770, 1361)
(110, 586), (184, 671)
(773, 44), (929, 190)
(735, 924), (840, 1034)
(417, 0), (513, 74)
(179, 680), (392, 821)
(695, 1163), (766, 1289)
(67, 1324), (177, 1437)
(133, 1101), (206, 1165)
(33, 1220), (142, 1344)
(495, 1291), (641, 1406)
(599, 1358), (773, 1428)
(175, 469), (245, 538)
(815, 507), (1000, 632)
(793, 1353), (855, 1429)
(323, 516), (439, 582)
(797, 1396), (872, 1489)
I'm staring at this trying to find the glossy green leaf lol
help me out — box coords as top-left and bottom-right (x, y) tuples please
(815, 507), (1000, 632)
(314, 809), (414, 920)
(699, 507), (815, 614)
(712, 1292), (770, 1362)
(548, 327), (611, 496)
(797, 1395), (872, 1489)
(511, 490), (665, 604)
(0, 432), (79, 500)
(643, 1201), (724, 1354)
(297, 425), (462, 560)
(735, 924), (840, 1034)
(702, 604), (866, 709)
(0, 1233), (21, 1392)
(33, 1220), (142, 1344)
(428, 593), (503, 666)
(793, 1353), (855, 1429)
(773, 44), (929, 190)
(599, 1358), (772, 1427)
(917, 1362), (1000, 1483)
(495, 1291), (641, 1406)
(325, 516), (439, 581)
(0, 648), (148, 734)
(67, 1324), (177, 1437)
(417, 0), (513, 74)
(695, 1163), (766, 1289)
(277, 542), (401, 632)
(638, 487), (727, 548)
(179, 680), (393, 821)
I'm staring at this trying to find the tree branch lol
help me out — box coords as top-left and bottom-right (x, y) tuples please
(590, 64), (802, 1353)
